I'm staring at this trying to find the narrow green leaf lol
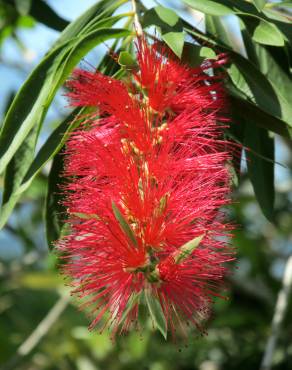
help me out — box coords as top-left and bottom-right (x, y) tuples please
(20, 109), (82, 190)
(253, 20), (285, 46)
(45, 149), (67, 249)
(228, 54), (292, 128)
(0, 28), (130, 175)
(0, 0), (129, 176)
(174, 234), (204, 264)
(244, 125), (275, 222)
(144, 289), (167, 339)
(30, 0), (69, 31)
(186, 27), (292, 128)
(182, 0), (233, 16)
(267, 2), (292, 9)
(254, 44), (292, 102)
(118, 294), (140, 325)
(205, 14), (233, 48)
(0, 125), (38, 228)
(112, 201), (138, 247)
(0, 28), (129, 228)
(52, 0), (127, 48)
(229, 95), (291, 138)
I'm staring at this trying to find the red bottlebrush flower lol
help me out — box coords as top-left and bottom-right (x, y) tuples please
(58, 38), (234, 339)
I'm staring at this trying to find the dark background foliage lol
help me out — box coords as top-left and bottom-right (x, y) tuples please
(0, 1), (292, 369)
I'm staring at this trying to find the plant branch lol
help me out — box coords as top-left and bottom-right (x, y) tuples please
(260, 255), (292, 370)
(131, 0), (143, 36)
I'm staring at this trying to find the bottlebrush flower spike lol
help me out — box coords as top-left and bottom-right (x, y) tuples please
(58, 38), (234, 339)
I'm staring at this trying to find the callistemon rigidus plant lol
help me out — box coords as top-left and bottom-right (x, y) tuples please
(58, 38), (234, 339)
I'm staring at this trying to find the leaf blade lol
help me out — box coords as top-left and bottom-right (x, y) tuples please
(112, 201), (138, 248)
(244, 125), (275, 222)
(144, 289), (167, 339)
(253, 20), (285, 47)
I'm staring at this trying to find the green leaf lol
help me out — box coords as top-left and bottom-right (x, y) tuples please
(154, 5), (180, 27)
(20, 109), (82, 191)
(267, 2), (292, 9)
(0, 29), (129, 228)
(244, 125), (275, 222)
(119, 294), (140, 326)
(182, 0), (233, 16)
(229, 54), (292, 128)
(112, 201), (138, 248)
(30, 0), (69, 31)
(252, 20), (285, 46)
(0, 0), (129, 176)
(0, 125), (38, 228)
(15, 0), (31, 15)
(118, 51), (137, 68)
(205, 14), (234, 49)
(182, 43), (216, 66)
(45, 149), (67, 249)
(186, 27), (292, 129)
(162, 31), (184, 58)
(252, 0), (266, 11)
(174, 234), (204, 264)
(0, 45), (64, 175)
(142, 6), (184, 58)
(52, 0), (127, 48)
(229, 95), (291, 138)
(144, 289), (167, 339)
(236, 25), (292, 135)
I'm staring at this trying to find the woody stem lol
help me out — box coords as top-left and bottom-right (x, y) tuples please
(131, 0), (143, 36)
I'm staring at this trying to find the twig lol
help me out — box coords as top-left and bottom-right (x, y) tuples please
(131, 0), (143, 36)
(260, 255), (292, 370)
(0, 294), (70, 370)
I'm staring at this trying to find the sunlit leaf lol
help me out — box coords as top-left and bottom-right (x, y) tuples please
(252, 20), (285, 46)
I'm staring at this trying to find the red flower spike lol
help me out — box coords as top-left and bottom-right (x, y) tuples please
(58, 37), (235, 339)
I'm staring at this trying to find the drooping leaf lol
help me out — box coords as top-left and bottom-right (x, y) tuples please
(0, 0), (129, 175)
(20, 109), (82, 191)
(45, 149), (67, 249)
(185, 27), (292, 129)
(144, 289), (167, 339)
(0, 29), (130, 228)
(229, 95), (291, 138)
(29, 0), (69, 31)
(0, 125), (38, 228)
(244, 125), (275, 222)
(205, 14), (233, 48)
(235, 25), (292, 137)
(52, 0), (127, 48)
